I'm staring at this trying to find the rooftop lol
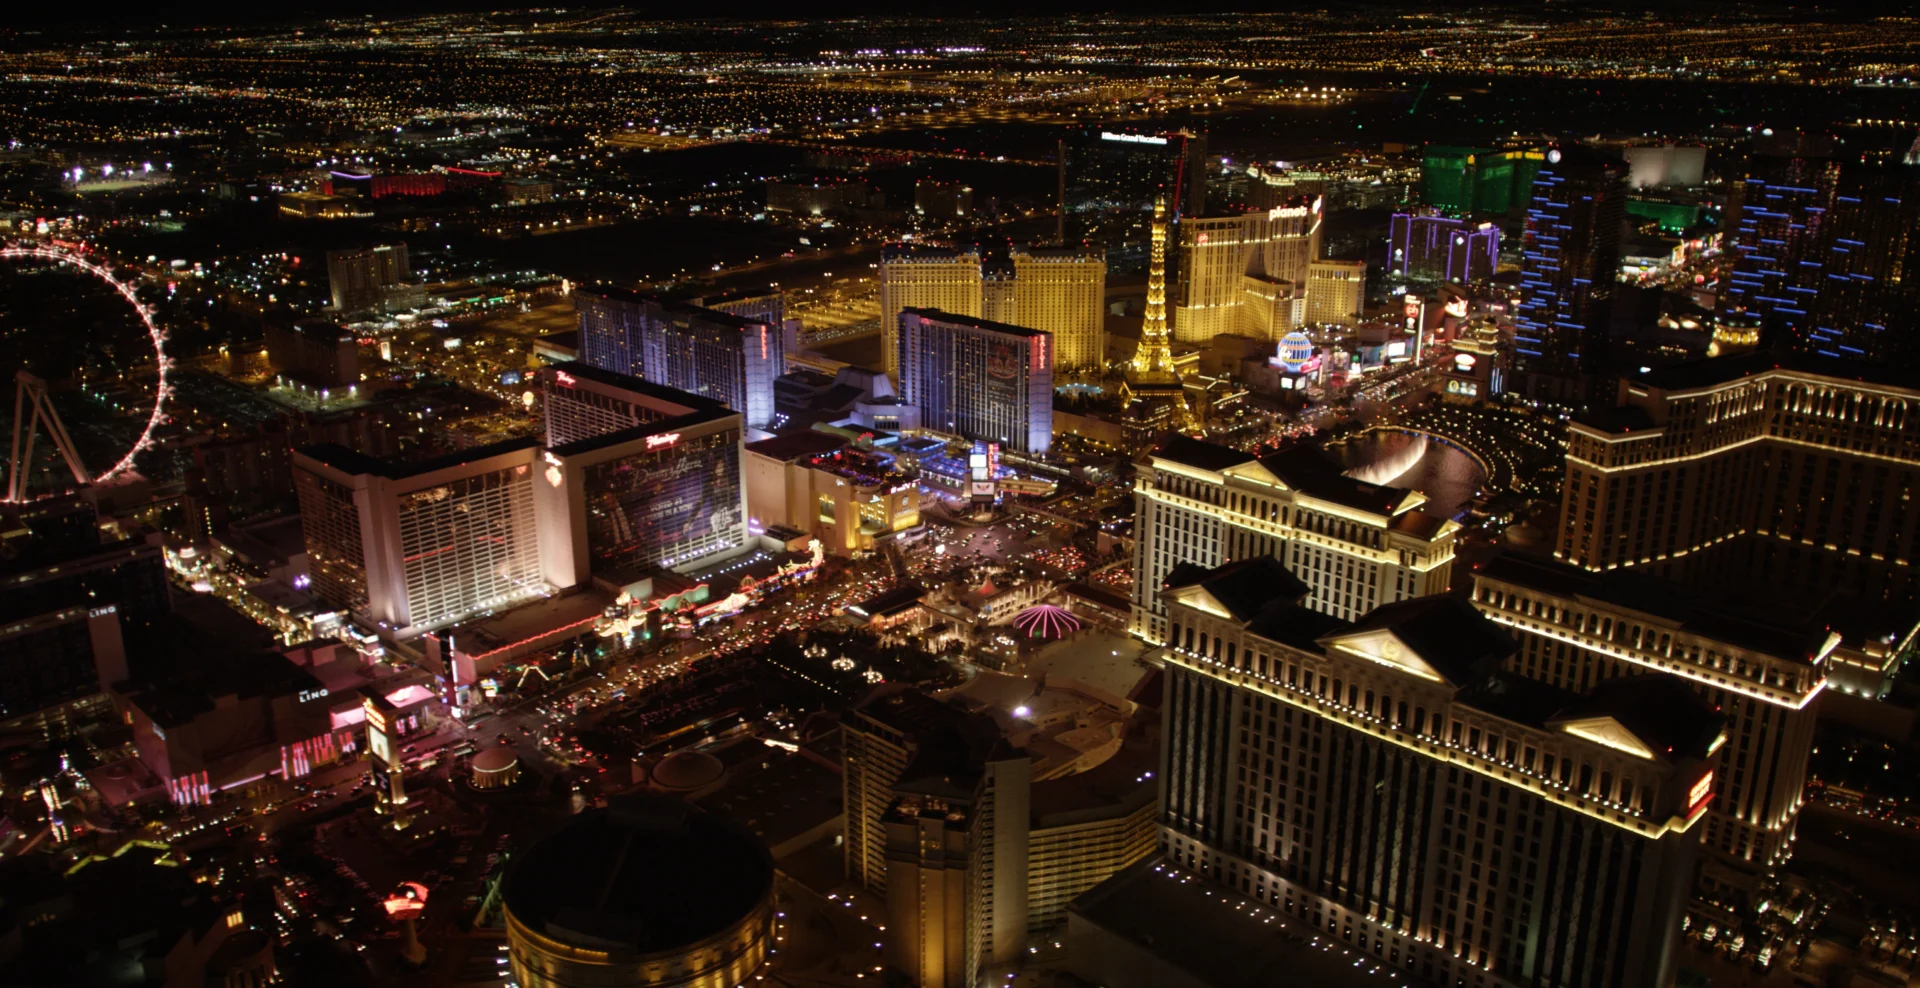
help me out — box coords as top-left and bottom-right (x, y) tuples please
(1625, 351), (1920, 396)
(296, 435), (541, 481)
(1150, 434), (1255, 474)
(1258, 445), (1418, 518)
(745, 431), (849, 463)
(1164, 557), (1310, 622)
(1069, 859), (1397, 988)
(546, 360), (729, 413)
(1549, 674), (1725, 762)
(899, 306), (1049, 339)
(574, 284), (772, 330)
(501, 796), (772, 955)
(1331, 594), (1518, 687)
(1477, 551), (1834, 665)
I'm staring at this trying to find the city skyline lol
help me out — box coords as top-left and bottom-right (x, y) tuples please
(0, 7), (1916, 988)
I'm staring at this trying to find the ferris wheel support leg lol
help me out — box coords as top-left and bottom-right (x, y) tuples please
(8, 371), (92, 501)
(6, 374), (25, 502)
(37, 388), (92, 487)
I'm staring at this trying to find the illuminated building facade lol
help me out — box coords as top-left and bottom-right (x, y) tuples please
(540, 361), (688, 447)
(1470, 553), (1827, 901)
(879, 246), (985, 383)
(325, 243), (409, 314)
(897, 309), (1053, 454)
(880, 246), (1105, 377)
(573, 286), (783, 431)
(1421, 146), (1546, 216)
(1058, 127), (1206, 274)
(295, 440), (548, 639)
(1009, 247), (1107, 372)
(1555, 356), (1920, 609)
(743, 433), (920, 556)
(117, 647), (340, 804)
(1719, 133), (1919, 363)
(1174, 201), (1322, 343)
(1303, 259), (1367, 327)
(847, 682), (1159, 988)
(540, 392), (748, 580)
(1128, 436), (1457, 643)
(1159, 559), (1719, 988)
(1512, 150), (1627, 402)
(298, 373), (749, 638)
(1388, 212), (1501, 283)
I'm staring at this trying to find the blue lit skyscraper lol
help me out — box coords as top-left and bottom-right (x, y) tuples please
(1511, 149), (1626, 402)
(1719, 133), (1838, 352)
(1720, 132), (1918, 362)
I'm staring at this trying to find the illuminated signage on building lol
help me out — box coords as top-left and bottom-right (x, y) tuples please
(1454, 353), (1477, 371)
(554, 371), (576, 387)
(1689, 772), (1714, 810)
(1101, 132), (1168, 145)
(646, 433), (682, 449)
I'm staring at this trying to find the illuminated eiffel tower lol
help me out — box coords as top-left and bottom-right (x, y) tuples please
(1122, 198), (1193, 435)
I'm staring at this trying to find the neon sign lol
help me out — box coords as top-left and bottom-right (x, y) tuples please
(647, 433), (681, 449)
(1689, 772), (1714, 810)
(554, 371), (576, 387)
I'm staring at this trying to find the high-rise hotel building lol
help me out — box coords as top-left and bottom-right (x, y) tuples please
(1006, 247), (1106, 371)
(1511, 149), (1626, 402)
(1159, 558), (1722, 988)
(879, 247), (985, 384)
(844, 681), (1159, 988)
(295, 439), (549, 639)
(1555, 355), (1920, 608)
(879, 245), (1106, 379)
(897, 309), (1053, 454)
(296, 370), (747, 638)
(1128, 435), (1457, 643)
(537, 374), (748, 582)
(1469, 552), (1827, 903)
(1173, 200), (1322, 344)
(1304, 259), (1367, 328)
(1718, 132), (1919, 364)
(573, 286), (783, 431)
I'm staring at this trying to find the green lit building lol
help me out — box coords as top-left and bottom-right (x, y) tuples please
(1625, 199), (1702, 235)
(1422, 146), (1545, 216)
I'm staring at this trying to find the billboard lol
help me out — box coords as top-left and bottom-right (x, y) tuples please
(584, 430), (744, 570)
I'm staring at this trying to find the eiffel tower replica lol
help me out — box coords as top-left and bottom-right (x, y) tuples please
(1120, 197), (1194, 439)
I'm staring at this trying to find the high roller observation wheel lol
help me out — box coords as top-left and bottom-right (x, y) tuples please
(2, 244), (171, 485)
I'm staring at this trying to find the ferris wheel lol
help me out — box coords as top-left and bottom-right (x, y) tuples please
(3, 244), (171, 502)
